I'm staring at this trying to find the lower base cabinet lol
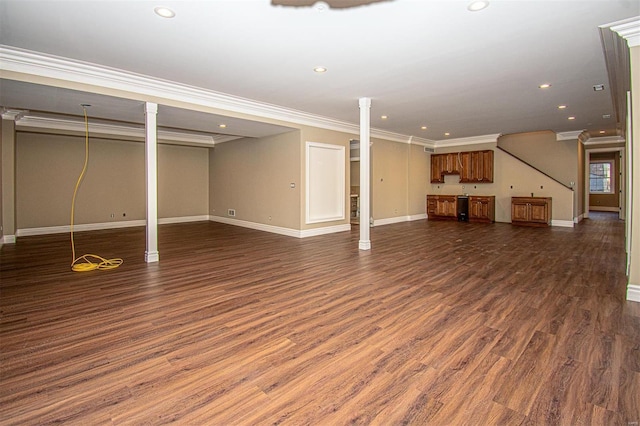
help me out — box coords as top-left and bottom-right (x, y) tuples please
(511, 197), (551, 227)
(469, 196), (495, 223)
(426, 195), (457, 220)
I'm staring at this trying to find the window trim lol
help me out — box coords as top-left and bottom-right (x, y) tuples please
(589, 160), (615, 195)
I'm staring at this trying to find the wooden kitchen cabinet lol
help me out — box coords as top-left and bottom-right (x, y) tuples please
(460, 150), (493, 183)
(430, 155), (444, 183)
(469, 195), (495, 223)
(511, 197), (551, 227)
(426, 195), (457, 220)
(432, 150), (493, 183)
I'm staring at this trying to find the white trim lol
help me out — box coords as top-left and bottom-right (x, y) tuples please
(574, 213), (584, 223)
(434, 134), (500, 148)
(14, 216), (210, 237)
(300, 224), (352, 238)
(556, 130), (584, 141)
(627, 284), (640, 302)
(589, 206), (619, 212)
(305, 141), (346, 224)
(604, 17), (640, 48)
(15, 114), (219, 146)
(209, 215), (349, 238)
(551, 220), (574, 228)
(582, 135), (626, 145)
(0, 46), (428, 146)
(145, 251), (159, 263)
(16, 220), (146, 236)
(2, 234), (16, 244)
(158, 215), (210, 225)
(409, 213), (428, 221)
(373, 216), (410, 226)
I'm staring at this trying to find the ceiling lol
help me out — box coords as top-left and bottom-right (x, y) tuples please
(0, 0), (638, 144)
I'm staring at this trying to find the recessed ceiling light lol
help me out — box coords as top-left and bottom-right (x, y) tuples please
(219, 124), (227, 128)
(539, 83), (551, 89)
(568, 116), (576, 120)
(381, 115), (388, 119)
(444, 132), (450, 136)
(599, 130), (606, 134)
(603, 114), (611, 119)
(467, 1), (490, 11)
(313, 66), (327, 73)
(421, 126), (427, 130)
(558, 105), (567, 109)
(313, 1), (330, 11)
(154, 6), (175, 18)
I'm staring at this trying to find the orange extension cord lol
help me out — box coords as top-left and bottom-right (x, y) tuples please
(69, 106), (123, 272)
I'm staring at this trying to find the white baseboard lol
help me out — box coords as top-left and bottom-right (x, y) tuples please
(16, 215), (210, 237)
(210, 215), (350, 238)
(627, 284), (640, 303)
(1, 234), (16, 244)
(551, 220), (574, 228)
(574, 213), (584, 224)
(409, 213), (428, 221)
(589, 206), (619, 212)
(158, 215), (210, 225)
(373, 216), (410, 227)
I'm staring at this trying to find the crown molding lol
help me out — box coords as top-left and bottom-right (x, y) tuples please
(582, 135), (626, 146)
(556, 130), (584, 141)
(434, 133), (500, 148)
(1, 108), (27, 120)
(603, 17), (640, 48)
(0, 45), (420, 145)
(15, 114), (219, 147)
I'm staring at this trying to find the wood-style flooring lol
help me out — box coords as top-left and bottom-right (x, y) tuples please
(1, 213), (639, 425)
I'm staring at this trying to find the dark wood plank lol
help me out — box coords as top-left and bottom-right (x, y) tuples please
(1, 212), (638, 424)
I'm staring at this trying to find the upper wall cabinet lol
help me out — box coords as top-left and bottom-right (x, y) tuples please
(430, 150), (493, 184)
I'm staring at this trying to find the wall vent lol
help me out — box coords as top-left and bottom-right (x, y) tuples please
(424, 146), (435, 153)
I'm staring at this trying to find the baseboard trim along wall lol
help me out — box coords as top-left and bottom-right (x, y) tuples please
(1, 235), (17, 244)
(15, 215), (210, 237)
(209, 215), (350, 238)
(627, 284), (640, 302)
(373, 214), (426, 227)
(551, 220), (575, 228)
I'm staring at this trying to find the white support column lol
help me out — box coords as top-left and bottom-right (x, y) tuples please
(1, 110), (22, 245)
(144, 102), (159, 263)
(359, 97), (371, 250)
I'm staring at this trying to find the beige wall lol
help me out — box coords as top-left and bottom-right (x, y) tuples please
(209, 131), (301, 229)
(429, 143), (574, 223)
(372, 139), (409, 220)
(16, 132), (209, 229)
(408, 144), (430, 216)
(498, 130), (579, 219)
(578, 142), (585, 218)
(589, 151), (620, 209)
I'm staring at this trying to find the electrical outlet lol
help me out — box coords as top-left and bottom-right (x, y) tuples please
(228, 209), (236, 217)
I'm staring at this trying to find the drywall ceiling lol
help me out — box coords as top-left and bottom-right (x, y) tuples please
(0, 0), (638, 143)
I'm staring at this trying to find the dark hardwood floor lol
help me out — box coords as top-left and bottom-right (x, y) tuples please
(1, 214), (638, 425)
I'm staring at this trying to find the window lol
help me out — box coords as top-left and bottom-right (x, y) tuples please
(589, 161), (614, 194)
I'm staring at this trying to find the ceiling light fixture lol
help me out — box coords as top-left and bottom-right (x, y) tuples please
(313, 1), (330, 11)
(219, 124), (227, 128)
(558, 105), (567, 109)
(599, 130), (606, 134)
(444, 132), (450, 136)
(568, 116), (576, 120)
(467, 1), (490, 12)
(154, 6), (176, 18)
(539, 83), (551, 89)
(381, 115), (388, 119)
(313, 66), (327, 73)
(421, 126), (427, 130)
